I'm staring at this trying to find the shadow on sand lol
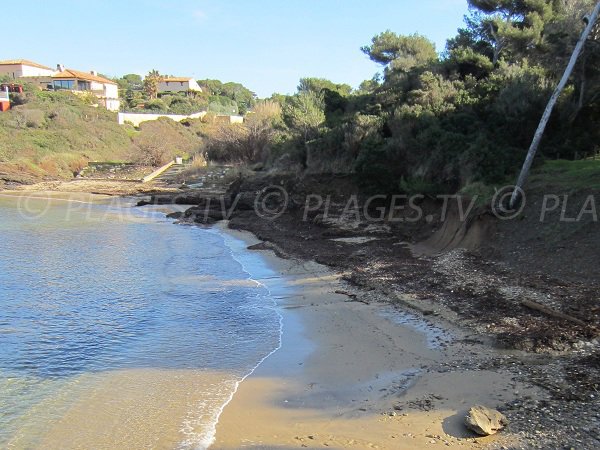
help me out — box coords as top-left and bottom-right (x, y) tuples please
(442, 409), (480, 439)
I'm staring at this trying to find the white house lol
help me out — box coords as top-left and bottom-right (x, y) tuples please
(0, 59), (56, 79)
(158, 77), (202, 94)
(51, 67), (121, 111)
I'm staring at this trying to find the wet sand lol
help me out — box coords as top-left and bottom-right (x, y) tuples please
(211, 225), (541, 449)
(0, 179), (172, 197)
(0, 190), (114, 203)
(5, 368), (247, 450)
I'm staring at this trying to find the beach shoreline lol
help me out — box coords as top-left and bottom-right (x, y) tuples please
(210, 223), (536, 449)
(4, 180), (599, 449)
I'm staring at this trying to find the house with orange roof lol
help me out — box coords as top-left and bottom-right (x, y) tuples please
(0, 59), (120, 111)
(158, 77), (202, 94)
(0, 59), (56, 78)
(51, 65), (120, 111)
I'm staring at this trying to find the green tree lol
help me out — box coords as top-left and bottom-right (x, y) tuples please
(361, 31), (438, 72)
(445, 11), (496, 61)
(445, 46), (495, 79)
(143, 70), (163, 100)
(144, 98), (168, 112)
(357, 76), (381, 94)
(220, 82), (256, 114)
(283, 91), (326, 142)
(198, 79), (224, 96)
(164, 95), (194, 114)
(199, 79), (256, 114)
(542, 0), (600, 113)
(466, 0), (557, 64)
(208, 95), (239, 115)
(297, 78), (353, 126)
(117, 74), (143, 91)
(124, 88), (144, 109)
(298, 78), (353, 96)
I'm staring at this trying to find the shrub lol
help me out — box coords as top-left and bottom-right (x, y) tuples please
(131, 118), (200, 166)
(144, 99), (169, 112)
(204, 101), (283, 163)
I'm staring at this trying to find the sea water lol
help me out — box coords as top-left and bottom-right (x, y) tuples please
(0, 194), (283, 449)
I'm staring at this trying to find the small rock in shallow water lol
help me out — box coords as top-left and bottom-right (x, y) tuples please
(464, 405), (508, 436)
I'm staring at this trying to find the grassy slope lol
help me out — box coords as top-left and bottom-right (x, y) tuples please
(0, 90), (205, 184)
(0, 91), (135, 182)
(529, 159), (600, 191)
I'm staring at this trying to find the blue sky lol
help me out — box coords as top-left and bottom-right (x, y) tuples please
(6, 0), (469, 97)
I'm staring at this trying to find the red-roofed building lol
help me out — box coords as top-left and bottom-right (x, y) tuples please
(51, 66), (120, 111)
(0, 59), (120, 111)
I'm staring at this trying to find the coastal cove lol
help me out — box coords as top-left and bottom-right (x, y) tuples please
(0, 194), (286, 449)
(2, 2), (600, 448)
(0, 192), (546, 449)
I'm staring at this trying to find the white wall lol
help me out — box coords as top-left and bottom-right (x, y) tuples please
(104, 83), (119, 99)
(105, 98), (121, 112)
(0, 64), (55, 78)
(20, 65), (55, 77)
(118, 111), (207, 127)
(90, 81), (103, 91)
(87, 81), (119, 111)
(103, 84), (120, 111)
(188, 79), (202, 91)
(89, 81), (118, 98)
(215, 115), (244, 124)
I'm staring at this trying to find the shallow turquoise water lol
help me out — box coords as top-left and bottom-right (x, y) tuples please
(0, 195), (282, 448)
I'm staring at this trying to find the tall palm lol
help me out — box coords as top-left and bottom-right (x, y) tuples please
(143, 69), (163, 100)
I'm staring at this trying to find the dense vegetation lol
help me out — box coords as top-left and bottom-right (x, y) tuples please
(0, 88), (202, 180)
(2, 0), (599, 189)
(118, 71), (256, 115)
(206, 0), (600, 194)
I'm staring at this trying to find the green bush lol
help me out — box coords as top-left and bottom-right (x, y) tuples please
(144, 99), (169, 112)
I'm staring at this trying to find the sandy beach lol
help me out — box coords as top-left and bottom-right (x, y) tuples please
(210, 225), (542, 450)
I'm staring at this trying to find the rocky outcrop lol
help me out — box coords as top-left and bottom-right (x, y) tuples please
(464, 405), (508, 436)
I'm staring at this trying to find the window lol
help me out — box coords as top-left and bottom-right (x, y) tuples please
(77, 80), (91, 91)
(53, 80), (74, 90)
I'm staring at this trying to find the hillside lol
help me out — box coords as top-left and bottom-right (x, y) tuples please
(0, 89), (203, 185)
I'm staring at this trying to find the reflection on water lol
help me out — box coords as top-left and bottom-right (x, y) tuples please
(0, 196), (283, 449)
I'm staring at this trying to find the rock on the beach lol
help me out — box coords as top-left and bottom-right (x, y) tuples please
(464, 405), (508, 436)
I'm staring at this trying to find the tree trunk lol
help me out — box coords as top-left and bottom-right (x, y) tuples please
(569, 49), (588, 123)
(509, 1), (600, 209)
(489, 23), (504, 65)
